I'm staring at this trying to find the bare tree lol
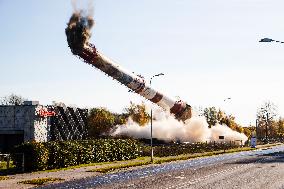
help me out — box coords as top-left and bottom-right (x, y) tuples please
(0, 94), (26, 105)
(257, 101), (278, 143)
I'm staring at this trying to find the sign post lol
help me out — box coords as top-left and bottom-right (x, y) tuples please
(219, 136), (225, 152)
(251, 136), (257, 148)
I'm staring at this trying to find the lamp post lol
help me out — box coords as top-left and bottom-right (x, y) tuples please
(223, 97), (232, 116)
(223, 97), (231, 102)
(255, 119), (258, 140)
(149, 73), (164, 163)
(259, 38), (284, 43)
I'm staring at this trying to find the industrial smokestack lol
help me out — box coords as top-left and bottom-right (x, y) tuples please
(65, 12), (192, 121)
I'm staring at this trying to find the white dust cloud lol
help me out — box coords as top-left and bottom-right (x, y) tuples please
(112, 109), (248, 144)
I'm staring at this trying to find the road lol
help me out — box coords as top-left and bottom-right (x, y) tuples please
(38, 145), (284, 189)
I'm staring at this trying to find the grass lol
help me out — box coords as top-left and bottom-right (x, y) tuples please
(0, 176), (9, 181)
(19, 178), (64, 185)
(90, 160), (152, 173)
(37, 156), (152, 173)
(36, 160), (129, 173)
(89, 147), (253, 173)
(0, 161), (14, 170)
(256, 143), (282, 149)
(154, 147), (253, 164)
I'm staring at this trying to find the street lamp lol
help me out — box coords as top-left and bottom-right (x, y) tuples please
(223, 97), (232, 115)
(259, 38), (284, 43)
(223, 97), (231, 102)
(149, 73), (164, 163)
(150, 73), (164, 85)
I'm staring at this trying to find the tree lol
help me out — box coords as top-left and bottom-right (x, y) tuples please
(256, 101), (278, 142)
(203, 107), (218, 128)
(0, 94), (26, 105)
(87, 107), (115, 138)
(124, 102), (150, 126)
(113, 113), (127, 126)
(243, 127), (253, 138)
(276, 118), (284, 141)
(202, 107), (244, 133)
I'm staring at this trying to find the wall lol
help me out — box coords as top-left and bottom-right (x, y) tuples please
(0, 104), (88, 151)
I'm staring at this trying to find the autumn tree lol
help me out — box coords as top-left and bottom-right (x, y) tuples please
(243, 127), (253, 138)
(203, 107), (219, 128)
(113, 113), (127, 125)
(124, 102), (150, 126)
(202, 107), (244, 133)
(87, 107), (116, 138)
(276, 118), (284, 141)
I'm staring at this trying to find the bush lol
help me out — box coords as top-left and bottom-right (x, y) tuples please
(141, 142), (240, 157)
(12, 139), (140, 171)
(12, 142), (49, 171)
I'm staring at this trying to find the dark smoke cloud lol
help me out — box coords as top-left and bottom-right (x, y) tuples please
(66, 1), (94, 55)
(72, 0), (94, 17)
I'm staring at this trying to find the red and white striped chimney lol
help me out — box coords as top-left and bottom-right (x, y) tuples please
(66, 12), (192, 121)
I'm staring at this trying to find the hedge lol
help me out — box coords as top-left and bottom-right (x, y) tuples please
(141, 141), (241, 157)
(12, 139), (140, 171)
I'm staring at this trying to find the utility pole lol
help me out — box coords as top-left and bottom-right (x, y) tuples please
(266, 113), (269, 143)
(149, 73), (164, 163)
(255, 119), (258, 140)
(150, 109), (153, 163)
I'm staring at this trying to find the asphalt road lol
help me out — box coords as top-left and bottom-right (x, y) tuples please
(38, 145), (284, 189)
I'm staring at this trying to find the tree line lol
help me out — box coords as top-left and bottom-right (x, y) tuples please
(2, 94), (284, 142)
(256, 101), (284, 143)
(87, 101), (150, 138)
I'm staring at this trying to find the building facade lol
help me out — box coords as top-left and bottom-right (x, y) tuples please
(0, 101), (88, 152)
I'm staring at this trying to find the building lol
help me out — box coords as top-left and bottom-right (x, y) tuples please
(0, 101), (88, 152)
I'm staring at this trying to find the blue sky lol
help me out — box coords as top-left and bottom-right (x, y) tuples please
(1, 0), (284, 126)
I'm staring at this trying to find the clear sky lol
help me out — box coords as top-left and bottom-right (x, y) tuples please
(1, 0), (284, 126)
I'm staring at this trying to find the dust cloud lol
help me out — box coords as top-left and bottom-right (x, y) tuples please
(112, 109), (248, 144)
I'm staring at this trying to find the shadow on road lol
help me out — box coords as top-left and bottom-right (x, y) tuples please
(226, 151), (284, 165)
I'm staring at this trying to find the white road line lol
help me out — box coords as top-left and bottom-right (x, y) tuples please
(164, 164), (252, 189)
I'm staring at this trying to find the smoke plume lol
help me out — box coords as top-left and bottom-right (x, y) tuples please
(65, 2), (247, 145)
(66, 1), (94, 55)
(112, 109), (248, 144)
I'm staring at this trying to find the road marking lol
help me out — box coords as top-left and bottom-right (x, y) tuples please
(175, 176), (185, 179)
(166, 155), (277, 189)
(164, 164), (251, 189)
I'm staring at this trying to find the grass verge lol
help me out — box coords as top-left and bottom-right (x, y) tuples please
(89, 147), (253, 173)
(19, 178), (64, 185)
(90, 160), (152, 173)
(35, 161), (119, 173)
(41, 144), (279, 174)
(0, 176), (9, 181)
(17, 143), (282, 175)
(256, 143), (282, 149)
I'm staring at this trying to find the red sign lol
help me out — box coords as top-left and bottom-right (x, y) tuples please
(38, 109), (56, 117)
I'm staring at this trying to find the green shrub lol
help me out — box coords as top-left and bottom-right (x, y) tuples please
(141, 142), (240, 157)
(12, 142), (49, 171)
(12, 139), (140, 171)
